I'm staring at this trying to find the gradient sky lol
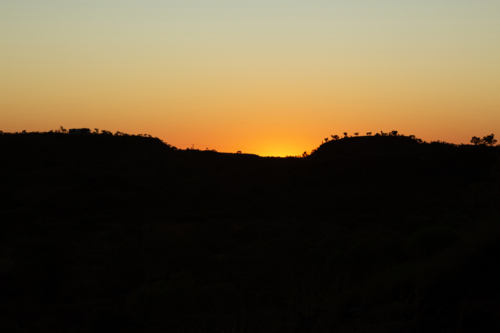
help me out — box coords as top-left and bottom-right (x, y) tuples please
(2, 0), (499, 156)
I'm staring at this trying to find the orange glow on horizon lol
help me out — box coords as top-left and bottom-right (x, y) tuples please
(1, 2), (499, 154)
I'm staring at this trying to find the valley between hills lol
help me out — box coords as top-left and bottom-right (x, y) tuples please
(1, 130), (499, 332)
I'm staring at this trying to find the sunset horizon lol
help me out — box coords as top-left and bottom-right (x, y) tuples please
(1, 126), (497, 158)
(2, 1), (499, 157)
(3, 2), (500, 331)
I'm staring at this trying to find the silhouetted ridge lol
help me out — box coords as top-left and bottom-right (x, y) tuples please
(0, 132), (176, 166)
(2, 129), (500, 333)
(310, 135), (422, 158)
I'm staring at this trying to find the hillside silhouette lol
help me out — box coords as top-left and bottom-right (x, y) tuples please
(311, 134), (422, 157)
(1, 129), (500, 332)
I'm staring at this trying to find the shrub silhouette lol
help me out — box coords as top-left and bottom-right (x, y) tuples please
(471, 134), (497, 146)
(471, 136), (482, 145)
(482, 134), (497, 146)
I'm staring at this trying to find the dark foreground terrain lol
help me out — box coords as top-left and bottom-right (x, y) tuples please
(1, 131), (499, 332)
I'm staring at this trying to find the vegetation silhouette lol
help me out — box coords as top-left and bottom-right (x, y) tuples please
(471, 133), (497, 146)
(0, 128), (499, 332)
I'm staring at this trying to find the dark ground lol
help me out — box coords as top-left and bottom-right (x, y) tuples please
(1, 132), (499, 332)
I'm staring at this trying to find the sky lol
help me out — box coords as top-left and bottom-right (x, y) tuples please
(1, 0), (499, 156)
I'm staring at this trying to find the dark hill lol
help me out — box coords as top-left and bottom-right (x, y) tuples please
(0, 132), (262, 168)
(311, 135), (424, 158)
(0, 132), (175, 163)
(1, 131), (500, 333)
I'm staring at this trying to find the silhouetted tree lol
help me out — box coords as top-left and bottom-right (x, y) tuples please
(60, 126), (68, 134)
(331, 135), (340, 140)
(93, 128), (99, 134)
(302, 151), (308, 158)
(101, 130), (112, 135)
(470, 136), (482, 145)
(482, 134), (497, 146)
(237, 151), (242, 154)
(324, 137), (329, 142)
(354, 132), (359, 137)
(366, 132), (372, 136)
(343, 132), (348, 138)
(390, 130), (398, 136)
